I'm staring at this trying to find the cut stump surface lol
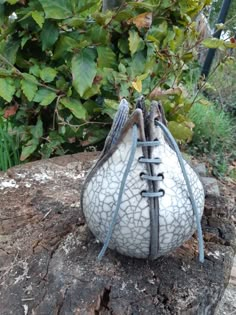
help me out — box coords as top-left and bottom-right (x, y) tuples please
(0, 152), (235, 315)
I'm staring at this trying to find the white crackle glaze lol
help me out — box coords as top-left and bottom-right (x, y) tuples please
(81, 102), (204, 259)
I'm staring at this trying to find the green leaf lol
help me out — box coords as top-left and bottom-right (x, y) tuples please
(21, 73), (39, 101)
(168, 121), (193, 142)
(82, 84), (100, 100)
(102, 99), (119, 119)
(72, 0), (99, 14)
(118, 38), (129, 54)
(31, 11), (45, 28)
(0, 4), (5, 27)
(60, 97), (87, 120)
(39, 0), (73, 19)
(53, 35), (78, 59)
(40, 67), (57, 82)
(147, 21), (168, 42)
(130, 51), (146, 77)
(0, 68), (12, 77)
(224, 41), (236, 49)
(82, 125), (109, 146)
(71, 49), (97, 97)
(21, 34), (31, 49)
(128, 1), (159, 10)
(29, 64), (40, 77)
(128, 30), (145, 55)
(114, 10), (134, 22)
(202, 38), (225, 49)
(40, 20), (59, 51)
(32, 118), (43, 139)
(6, 0), (18, 4)
(34, 88), (57, 106)
(0, 78), (16, 102)
(20, 140), (38, 161)
(160, 0), (172, 9)
(83, 99), (99, 115)
(62, 16), (85, 28)
(2, 38), (20, 64)
(97, 47), (116, 69)
(87, 26), (108, 45)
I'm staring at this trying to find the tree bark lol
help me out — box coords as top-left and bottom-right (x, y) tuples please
(0, 153), (235, 314)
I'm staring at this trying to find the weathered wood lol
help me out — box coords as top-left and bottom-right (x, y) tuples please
(0, 152), (235, 315)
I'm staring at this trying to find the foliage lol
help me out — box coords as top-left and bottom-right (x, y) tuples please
(0, 0), (212, 163)
(0, 116), (20, 171)
(208, 0), (236, 36)
(206, 56), (236, 116)
(188, 99), (236, 177)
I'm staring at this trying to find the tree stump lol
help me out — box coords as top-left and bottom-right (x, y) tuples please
(0, 152), (235, 315)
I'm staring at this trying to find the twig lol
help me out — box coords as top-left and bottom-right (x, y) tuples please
(0, 54), (61, 94)
(191, 56), (227, 105)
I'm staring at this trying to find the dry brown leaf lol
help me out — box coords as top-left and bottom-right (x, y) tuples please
(128, 12), (152, 29)
(3, 104), (19, 119)
(150, 87), (183, 99)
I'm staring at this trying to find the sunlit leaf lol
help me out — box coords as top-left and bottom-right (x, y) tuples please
(128, 30), (145, 55)
(20, 140), (38, 161)
(60, 97), (87, 120)
(34, 88), (57, 106)
(224, 41), (236, 49)
(21, 73), (38, 101)
(38, 0), (73, 19)
(40, 67), (57, 82)
(71, 49), (97, 97)
(132, 79), (142, 93)
(0, 78), (16, 102)
(97, 46), (116, 69)
(168, 121), (193, 142)
(128, 2), (159, 10)
(31, 11), (45, 28)
(29, 64), (41, 77)
(202, 38), (225, 49)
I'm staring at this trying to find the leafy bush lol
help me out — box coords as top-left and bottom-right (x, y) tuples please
(0, 0), (211, 163)
(188, 100), (236, 176)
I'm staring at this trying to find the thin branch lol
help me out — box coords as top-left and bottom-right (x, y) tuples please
(0, 54), (61, 94)
(54, 96), (111, 130)
(191, 56), (227, 105)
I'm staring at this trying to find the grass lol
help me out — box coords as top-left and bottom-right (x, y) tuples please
(0, 122), (20, 171)
(207, 58), (236, 116)
(188, 100), (236, 177)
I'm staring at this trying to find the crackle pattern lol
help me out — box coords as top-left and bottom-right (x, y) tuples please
(83, 129), (151, 258)
(82, 123), (204, 259)
(152, 132), (204, 256)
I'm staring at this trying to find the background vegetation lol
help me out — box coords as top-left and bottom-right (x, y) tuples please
(0, 0), (235, 178)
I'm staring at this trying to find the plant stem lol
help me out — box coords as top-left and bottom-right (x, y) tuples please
(0, 54), (61, 94)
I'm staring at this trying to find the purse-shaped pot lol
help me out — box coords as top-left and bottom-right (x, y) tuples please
(81, 98), (205, 262)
